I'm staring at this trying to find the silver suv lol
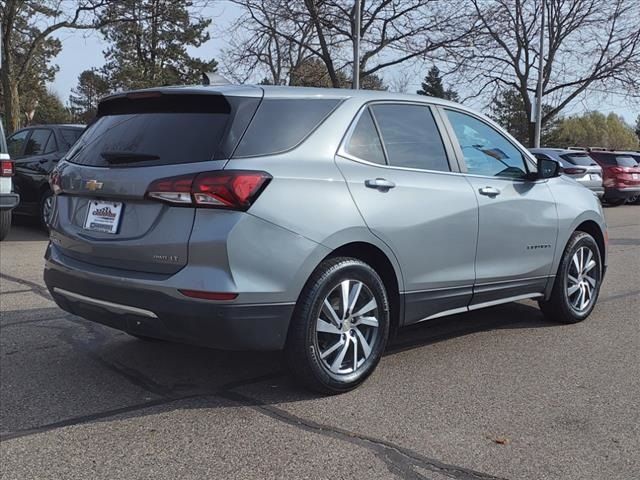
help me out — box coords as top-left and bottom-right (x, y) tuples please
(0, 120), (19, 240)
(44, 86), (607, 393)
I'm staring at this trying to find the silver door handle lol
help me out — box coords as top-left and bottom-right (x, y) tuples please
(479, 186), (501, 197)
(365, 178), (396, 190)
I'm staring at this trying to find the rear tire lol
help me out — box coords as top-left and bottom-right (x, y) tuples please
(285, 257), (390, 394)
(539, 231), (602, 324)
(40, 190), (53, 230)
(0, 210), (11, 241)
(605, 198), (625, 206)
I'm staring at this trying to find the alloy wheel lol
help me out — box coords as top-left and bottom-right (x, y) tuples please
(42, 195), (53, 225)
(566, 246), (598, 312)
(315, 279), (380, 375)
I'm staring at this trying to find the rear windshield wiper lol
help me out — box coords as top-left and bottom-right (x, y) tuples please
(100, 151), (160, 164)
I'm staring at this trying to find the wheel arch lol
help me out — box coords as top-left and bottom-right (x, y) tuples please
(574, 219), (606, 267)
(323, 241), (402, 335)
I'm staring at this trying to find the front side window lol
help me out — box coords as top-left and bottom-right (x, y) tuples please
(445, 109), (531, 179)
(24, 129), (52, 156)
(370, 104), (450, 171)
(7, 130), (29, 158)
(345, 108), (386, 165)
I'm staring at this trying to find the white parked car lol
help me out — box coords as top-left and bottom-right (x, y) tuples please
(0, 121), (20, 240)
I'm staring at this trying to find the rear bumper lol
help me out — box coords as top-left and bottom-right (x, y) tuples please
(0, 193), (20, 210)
(605, 186), (640, 200)
(44, 246), (294, 351)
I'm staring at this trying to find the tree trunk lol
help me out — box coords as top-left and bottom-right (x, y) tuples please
(1, 66), (21, 134)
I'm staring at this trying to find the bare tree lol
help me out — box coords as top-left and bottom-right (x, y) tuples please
(223, 0), (473, 88)
(455, 0), (640, 146)
(1, 1), (113, 132)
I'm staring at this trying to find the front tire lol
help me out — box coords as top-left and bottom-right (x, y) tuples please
(0, 210), (11, 241)
(285, 257), (390, 394)
(539, 231), (602, 324)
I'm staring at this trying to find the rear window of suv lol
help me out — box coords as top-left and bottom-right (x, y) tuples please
(233, 99), (340, 158)
(591, 153), (638, 167)
(560, 153), (596, 166)
(66, 94), (259, 167)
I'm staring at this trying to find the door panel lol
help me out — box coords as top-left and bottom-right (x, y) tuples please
(441, 107), (558, 304)
(336, 103), (478, 324)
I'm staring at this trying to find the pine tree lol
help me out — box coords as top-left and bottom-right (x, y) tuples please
(69, 69), (110, 123)
(416, 66), (459, 101)
(99, 0), (217, 91)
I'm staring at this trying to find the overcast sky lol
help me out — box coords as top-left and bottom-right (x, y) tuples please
(51, 3), (638, 124)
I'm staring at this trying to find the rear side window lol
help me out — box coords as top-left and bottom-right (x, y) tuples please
(7, 130), (29, 157)
(233, 99), (340, 157)
(345, 108), (386, 165)
(59, 129), (83, 151)
(560, 153), (596, 166)
(370, 104), (450, 171)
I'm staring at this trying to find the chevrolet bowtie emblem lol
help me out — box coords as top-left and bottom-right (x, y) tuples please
(85, 180), (104, 191)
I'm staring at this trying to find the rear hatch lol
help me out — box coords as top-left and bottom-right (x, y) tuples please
(559, 151), (602, 184)
(591, 153), (640, 188)
(50, 87), (262, 274)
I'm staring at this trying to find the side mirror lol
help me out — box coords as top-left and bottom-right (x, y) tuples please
(537, 157), (561, 179)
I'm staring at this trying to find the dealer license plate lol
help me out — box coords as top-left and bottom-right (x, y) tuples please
(84, 201), (123, 234)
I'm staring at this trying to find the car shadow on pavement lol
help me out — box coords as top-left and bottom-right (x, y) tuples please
(0, 299), (560, 442)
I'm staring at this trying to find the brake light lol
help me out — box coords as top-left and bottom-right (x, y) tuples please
(146, 170), (271, 210)
(562, 167), (587, 175)
(608, 166), (624, 175)
(50, 170), (62, 194)
(1, 160), (14, 177)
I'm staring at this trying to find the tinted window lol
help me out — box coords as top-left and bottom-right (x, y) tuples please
(445, 109), (530, 178)
(24, 129), (52, 156)
(560, 153), (596, 166)
(67, 113), (229, 167)
(44, 133), (57, 154)
(59, 128), (83, 151)
(7, 130), (30, 157)
(345, 108), (385, 165)
(591, 152), (638, 167)
(234, 99), (340, 157)
(370, 104), (449, 171)
(0, 122), (7, 154)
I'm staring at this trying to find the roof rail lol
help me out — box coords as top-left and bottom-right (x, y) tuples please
(588, 147), (607, 152)
(567, 146), (586, 151)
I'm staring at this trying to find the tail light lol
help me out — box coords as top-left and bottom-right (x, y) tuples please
(608, 166), (624, 175)
(562, 167), (587, 175)
(50, 170), (62, 194)
(1, 160), (14, 177)
(146, 170), (271, 211)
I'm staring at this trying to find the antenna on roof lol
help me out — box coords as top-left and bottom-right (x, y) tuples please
(202, 72), (231, 86)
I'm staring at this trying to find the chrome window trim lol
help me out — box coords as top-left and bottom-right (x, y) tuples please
(337, 100), (460, 174)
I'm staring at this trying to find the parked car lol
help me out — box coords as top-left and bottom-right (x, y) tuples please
(529, 148), (604, 198)
(44, 86), (608, 393)
(588, 150), (640, 206)
(617, 152), (640, 205)
(6, 124), (84, 226)
(0, 121), (20, 240)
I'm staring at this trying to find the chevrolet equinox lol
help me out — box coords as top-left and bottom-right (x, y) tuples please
(45, 85), (607, 393)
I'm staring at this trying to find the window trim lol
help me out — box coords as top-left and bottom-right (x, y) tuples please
(438, 106), (544, 183)
(337, 100), (461, 174)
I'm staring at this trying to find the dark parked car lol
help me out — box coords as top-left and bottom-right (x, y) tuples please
(7, 124), (84, 226)
(588, 151), (640, 206)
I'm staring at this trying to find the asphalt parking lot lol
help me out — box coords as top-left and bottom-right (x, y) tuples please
(1, 206), (638, 480)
